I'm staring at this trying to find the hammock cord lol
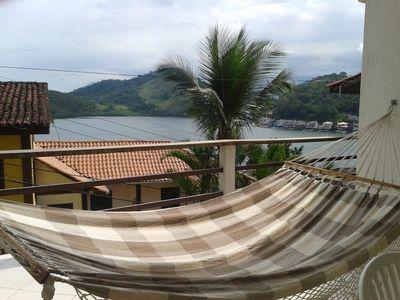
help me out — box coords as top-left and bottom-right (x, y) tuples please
(292, 104), (400, 190)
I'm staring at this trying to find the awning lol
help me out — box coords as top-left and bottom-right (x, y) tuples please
(327, 72), (361, 95)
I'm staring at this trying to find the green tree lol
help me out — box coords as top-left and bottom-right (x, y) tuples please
(157, 25), (292, 139)
(163, 147), (219, 195)
(236, 144), (303, 186)
(273, 72), (359, 122)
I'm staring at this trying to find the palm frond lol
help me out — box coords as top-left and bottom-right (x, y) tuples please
(256, 68), (293, 101)
(163, 150), (200, 170)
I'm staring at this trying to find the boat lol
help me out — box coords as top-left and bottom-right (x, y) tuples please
(319, 121), (333, 131)
(306, 121), (319, 130)
(293, 120), (306, 130)
(336, 122), (349, 133)
(259, 118), (274, 128)
(283, 120), (295, 129)
(274, 119), (284, 128)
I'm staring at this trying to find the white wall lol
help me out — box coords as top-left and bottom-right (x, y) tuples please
(358, 0), (400, 184)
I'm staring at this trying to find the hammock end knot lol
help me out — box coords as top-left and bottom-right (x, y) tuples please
(41, 277), (55, 300)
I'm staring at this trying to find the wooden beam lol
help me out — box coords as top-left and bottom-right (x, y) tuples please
(236, 161), (284, 171)
(0, 136), (342, 159)
(0, 168), (223, 196)
(286, 161), (400, 191)
(21, 133), (34, 204)
(104, 191), (223, 211)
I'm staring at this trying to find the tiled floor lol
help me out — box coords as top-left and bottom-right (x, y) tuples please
(0, 254), (78, 300)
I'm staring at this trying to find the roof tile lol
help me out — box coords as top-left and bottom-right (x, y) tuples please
(34, 140), (189, 181)
(0, 82), (52, 130)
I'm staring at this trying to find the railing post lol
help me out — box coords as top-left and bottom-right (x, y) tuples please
(219, 145), (236, 194)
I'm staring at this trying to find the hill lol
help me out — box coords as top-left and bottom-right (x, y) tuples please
(49, 72), (188, 118)
(273, 72), (359, 122)
(49, 71), (360, 121)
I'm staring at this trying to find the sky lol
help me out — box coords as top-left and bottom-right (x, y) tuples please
(0, 0), (365, 92)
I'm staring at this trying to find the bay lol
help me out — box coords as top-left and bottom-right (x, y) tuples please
(35, 116), (343, 153)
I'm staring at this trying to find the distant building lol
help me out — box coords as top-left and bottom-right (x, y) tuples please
(0, 82), (52, 204)
(34, 140), (188, 210)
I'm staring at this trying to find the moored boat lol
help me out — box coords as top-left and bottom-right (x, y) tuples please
(319, 121), (333, 131)
(306, 121), (319, 130)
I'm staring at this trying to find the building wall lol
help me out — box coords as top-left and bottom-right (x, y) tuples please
(0, 135), (25, 203)
(111, 182), (185, 208)
(358, 0), (400, 183)
(34, 159), (184, 209)
(34, 160), (83, 209)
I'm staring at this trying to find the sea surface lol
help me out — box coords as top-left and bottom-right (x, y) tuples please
(35, 116), (343, 153)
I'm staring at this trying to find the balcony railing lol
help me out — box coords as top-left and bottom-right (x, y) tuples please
(0, 136), (341, 210)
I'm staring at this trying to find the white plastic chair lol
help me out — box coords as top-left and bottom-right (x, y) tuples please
(359, 252), (400, 300)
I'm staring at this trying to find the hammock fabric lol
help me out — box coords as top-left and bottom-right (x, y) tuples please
(1, 165), (400, 299)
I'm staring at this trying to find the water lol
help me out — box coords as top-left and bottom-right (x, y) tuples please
(35, 116), (343, 153)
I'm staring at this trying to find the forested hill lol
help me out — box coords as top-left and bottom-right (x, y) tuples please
(273, 72), (359, 122)
(49, 72), (188, 118)
(49, 71), (359, 121)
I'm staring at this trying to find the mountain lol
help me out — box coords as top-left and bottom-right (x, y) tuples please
(273, 72), (359, 122)
(49, 72), (188, 118)
(49, 71), (360, 122)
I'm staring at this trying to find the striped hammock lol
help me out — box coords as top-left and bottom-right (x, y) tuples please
(0, 108), (399, 299)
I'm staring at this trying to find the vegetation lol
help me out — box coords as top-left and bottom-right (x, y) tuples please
(236, 144), (303, 187)
(166, 143), (303, 194)
(48, 72), (189, 118)
(157, 25), (292, 139)
(273, 72), (359, 122)
(49, 72), (359, 123)
(163, 148), (219, 195)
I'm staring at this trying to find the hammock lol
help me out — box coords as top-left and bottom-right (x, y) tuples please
(0, 108), (399, 300)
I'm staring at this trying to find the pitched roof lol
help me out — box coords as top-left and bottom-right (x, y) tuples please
(327, 73), (361, 95)
(0, 82), (53, 133)
(34, 140), (189, 184)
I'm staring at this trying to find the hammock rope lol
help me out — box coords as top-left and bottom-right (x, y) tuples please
(293, 105), (400, 190)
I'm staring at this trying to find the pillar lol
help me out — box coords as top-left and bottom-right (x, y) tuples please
(358, 0), (400, 184)
(219, 145), (236, 194)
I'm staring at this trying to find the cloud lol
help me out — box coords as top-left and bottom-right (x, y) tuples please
(0, 0), (365, 91)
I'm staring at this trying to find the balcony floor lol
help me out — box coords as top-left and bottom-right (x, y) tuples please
(0, 254), (77, 299)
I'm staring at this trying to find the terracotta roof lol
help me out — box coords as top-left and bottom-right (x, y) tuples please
(327, 73), (361, 95)
(0, 82), (53, 133)
(34, 140), (189, 183)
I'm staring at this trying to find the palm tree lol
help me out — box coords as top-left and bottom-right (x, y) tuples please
(157, 25), (292, 139)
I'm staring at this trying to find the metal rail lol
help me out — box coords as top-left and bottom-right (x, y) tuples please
(105, 192), (223, 211)
(0, 136), (341, 159)
(0, 168), (223, 196)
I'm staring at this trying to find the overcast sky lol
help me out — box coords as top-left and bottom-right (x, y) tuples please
(0, 0), (365, 92)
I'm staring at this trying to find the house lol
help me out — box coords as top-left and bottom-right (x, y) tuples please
(0, 82), (52, 204)
(34, 140), (189, 210)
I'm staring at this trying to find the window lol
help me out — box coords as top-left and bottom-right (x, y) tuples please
(48, 203), (73, 209)
(161, 187), (180, 208)
(90, 193), (113, 211)
(161, 187), (180, 200)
